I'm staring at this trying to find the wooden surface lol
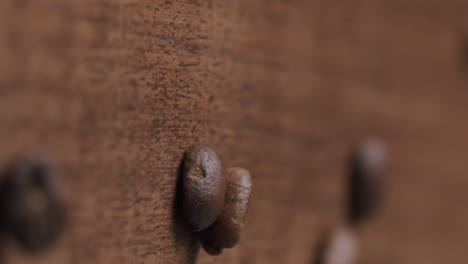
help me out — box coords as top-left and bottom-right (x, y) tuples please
(1, 0), (468, 263)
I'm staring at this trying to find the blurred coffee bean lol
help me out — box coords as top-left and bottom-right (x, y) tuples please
(314, 227), (358, 264)
(347, 138), (387, 226)
(0, 156), (66, 252)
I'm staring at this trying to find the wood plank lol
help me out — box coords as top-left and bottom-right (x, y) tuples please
(0, 0), (468, 263)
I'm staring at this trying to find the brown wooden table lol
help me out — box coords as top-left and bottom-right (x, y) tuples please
(1, 0), (468, 263)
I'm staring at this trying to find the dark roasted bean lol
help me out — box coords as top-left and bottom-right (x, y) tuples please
(183, 145), (225, 231)
(200, 167), (252, 250)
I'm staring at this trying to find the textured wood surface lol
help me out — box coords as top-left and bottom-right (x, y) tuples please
(1, 0), (468, 263)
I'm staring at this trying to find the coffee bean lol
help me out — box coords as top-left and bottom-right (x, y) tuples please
(347, 138), (387, 226)
(0, 157), (66, 252)
(200, 167), (252, 250)
(183, 145), (225, 231)
(314, 227), (358, 264)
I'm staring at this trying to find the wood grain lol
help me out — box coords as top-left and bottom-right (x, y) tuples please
(1, 0), (468, 263)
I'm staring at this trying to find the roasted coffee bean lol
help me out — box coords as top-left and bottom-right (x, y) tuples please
(200, 167), (252, 250)
(0, 157), (66, 252)
(314, 227), (358, 264)
(183, 145), (225, 231)
(347, 138), (387, 226)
